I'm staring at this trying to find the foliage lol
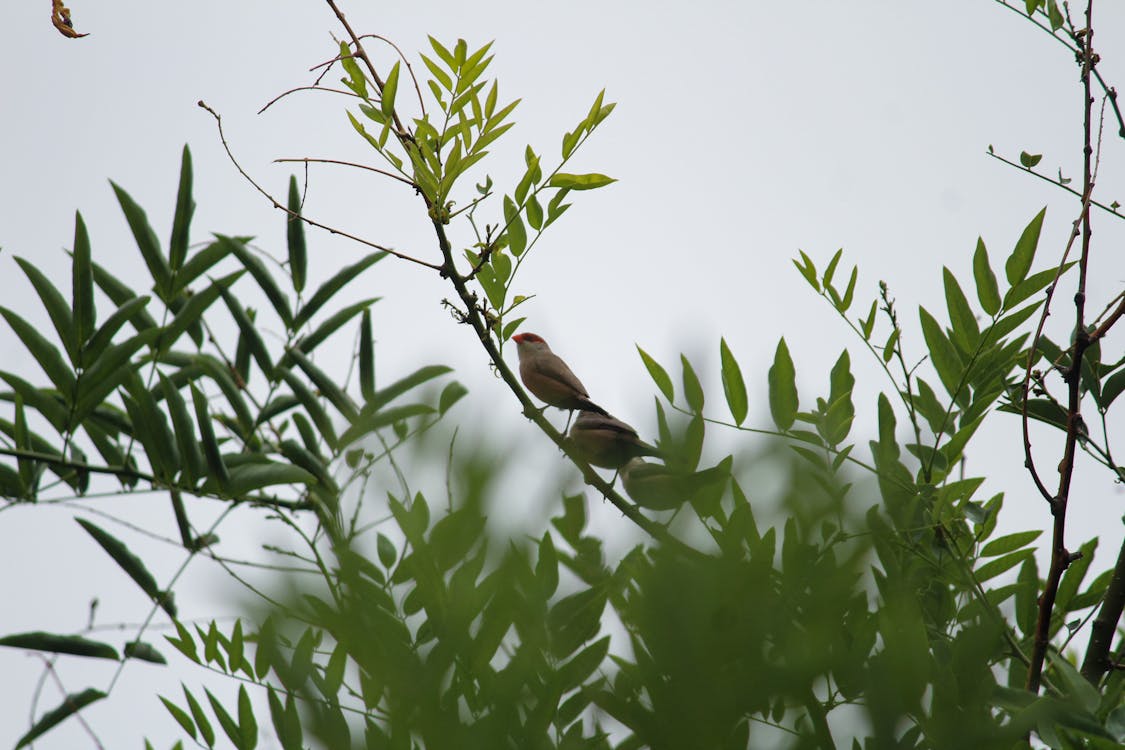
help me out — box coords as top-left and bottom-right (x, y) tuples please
(2, 2), (1125, 749)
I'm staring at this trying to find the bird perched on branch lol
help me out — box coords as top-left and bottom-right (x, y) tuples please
(566, 410), (662, 469)
(513, 333), (608, 426)
(621, 457), (731, 510)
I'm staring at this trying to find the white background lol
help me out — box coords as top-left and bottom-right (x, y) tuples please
(2, 1), (1125, 747)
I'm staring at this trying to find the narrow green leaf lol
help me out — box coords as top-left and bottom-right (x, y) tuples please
(206, 689), (243, 750)
(943, 267), (980, 351)
(191, 384), (230, 490)
(292, 251), (386, 330)
(547, 173), (616, 191)
(207, 461), (316, 497)
(237, 684), (258, 749)
(557, 635), (610, 691)
(183, 685), (214, 746)
(822, 248), (843, 288)
(169, 146), (195, 272)
(124, 640), (167, 664)
(681, 355), (704, 413)
(221, 289), (272, 379)
(364, 364), (453, 414)
(339, 41), (368, 98)
(286, 176), (307, 293)
(218, 235), (294, 329)
(14, 688), (105, 749)
(77, 519), (176, 616)
(1005, 207), (1046, 286)
(768, 338), (798, 430)
(287, 298), (378, 363)
(92, 261), (160, 333)
(438, 381), (468, 415)
(919, 307), (963, 399)
(288, 349), (359, 421)
(793, 251), (820, 291)
(111, 181), (172, 299)
(159, 270), (244, 352)
(160, 697), (197, 740)
(337, 404), (433, 448)
(503, 195), (527, 256)
(975, 549), (1033, 582)
(1003, 262), (1073, 309)
(280, 369), (337, 449)
(359, 309), (375, 401)
(719, 338), (748, 425)
(171, 239), (233, 297)
(0, 306), (76, 394)
(72, 212), (95, 346)
(636, 346), (674, 402)
(981, 530), (1043, 557)
(74, 328), (161, 422)
(973, 238), (1001, 316)
(381, 61), (401, 118)
(0, 631), (119, 660)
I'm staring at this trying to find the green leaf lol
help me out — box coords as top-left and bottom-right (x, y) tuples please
(292, 251), (386, 331)
(218, 235), (294, 329)
(1005, 207), (1046, 286)
(14, 688), (105, 749)
(1003, 262), (1073, 309)
(681, 355), (704, 413)
(111, 181), (172, 299)
(337, 404), (434, 447)
(71, 212), (95, 346)
(76, 519), (176, 616)
(503, 195), (527, 256)
(548, 587), (607, 658)
(221, 290), (273, 379)
(381, 61), (401, 118)
(1019, 151), (1043, 168)
(768, 338), (798, 430)
(160, 696), (197, 740)
(159, 270), (243, 352)
(919, 307), (964, 399)
(237, 684), (258, 750)
(209, 461), (317, 497)
(0, 306), (76, 395)
(268, 688), (303, 750)
(981, 530), (1043, 557)
(339, 41), (367, 98)
(169, 145), (195, 271)
(170, 238), (233, 297)
(191, 384), (230, 491)
(0, 631), (119, 660)
(636, 346), (674, 402)
(359, 309), (375, 401)
(286, 176), (307, 293)
(438, 381), (468, 415)
(287, 348), (359, 421)
(719, 338), (748, 425)
(548, 173), (616, 190)
(206, 689), (244, 750)
(943, 267), (980, 351)
(792, 250), (820, 291)
(973, 237), (1001, 316)
(124, 640), (167, 664)
(287, 298), (378, 364)
(556, 635), (609, 691)
(536, 532), (559, 598)
(975, 549), (1033, 582)
(74, 328), (160, 423)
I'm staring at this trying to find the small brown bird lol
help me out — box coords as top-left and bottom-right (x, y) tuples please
(566, 410), (662, 469)
(621, 457), (731, 510)
(513, 333), (608, 420)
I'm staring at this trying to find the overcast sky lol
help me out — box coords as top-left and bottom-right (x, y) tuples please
(3, 1), (1125, 747)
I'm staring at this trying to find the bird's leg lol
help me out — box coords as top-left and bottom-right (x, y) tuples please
(563, 409), (575, 433)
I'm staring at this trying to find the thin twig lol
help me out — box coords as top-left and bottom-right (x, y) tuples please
(274, 157), (417, 188)
(197, 100), (442, 272)
(986, 149), (1123, 220)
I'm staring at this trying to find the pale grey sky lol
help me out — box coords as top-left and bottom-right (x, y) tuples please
(2, 1), (1125, 747)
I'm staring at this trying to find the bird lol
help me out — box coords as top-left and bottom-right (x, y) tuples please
(566, 410), (662, 470)
(620, 457), (731, 510)
(512, 333), (608, 427)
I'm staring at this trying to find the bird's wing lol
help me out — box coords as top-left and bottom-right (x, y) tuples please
(535, 353), (589, 397)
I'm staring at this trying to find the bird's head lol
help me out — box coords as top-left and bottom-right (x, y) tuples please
(513, 332), (549, 352)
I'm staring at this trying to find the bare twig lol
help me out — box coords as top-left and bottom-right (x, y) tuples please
(274, 156), (417, 188)
(197, 100), (442, 272)
(257, 84), (359, 115)
(1026, 0), (1098, 695)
